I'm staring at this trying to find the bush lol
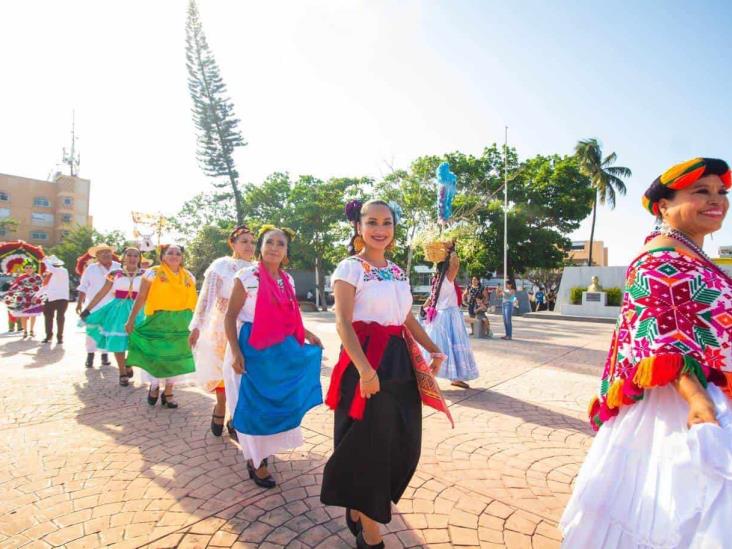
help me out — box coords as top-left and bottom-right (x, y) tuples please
(570, 286), (584, 305)
(606, 287), (622, 306)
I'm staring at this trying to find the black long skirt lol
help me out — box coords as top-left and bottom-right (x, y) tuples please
(320, 336), (422, 524)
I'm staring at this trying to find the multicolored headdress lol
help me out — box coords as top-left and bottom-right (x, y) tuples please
(642, 157), (731, 216)
(228, 224), (253, 243)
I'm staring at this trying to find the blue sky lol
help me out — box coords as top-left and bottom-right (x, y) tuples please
(1, 0), (731, 265)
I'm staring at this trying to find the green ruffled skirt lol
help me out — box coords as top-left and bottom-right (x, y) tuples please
(85, 298), (144, 353)
(127, 310), (195, 378)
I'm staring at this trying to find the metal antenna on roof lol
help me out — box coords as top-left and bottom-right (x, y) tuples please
(61, 110), (80, 177)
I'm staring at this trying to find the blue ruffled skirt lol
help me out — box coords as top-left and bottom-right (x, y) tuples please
(232, 322), (323, 436)
(422, 306), (479, 382)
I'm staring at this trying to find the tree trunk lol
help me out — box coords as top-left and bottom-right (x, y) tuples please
(315, 254), (327, 311)
(588, 193), (597, 266)
(405, 224), (416, 282)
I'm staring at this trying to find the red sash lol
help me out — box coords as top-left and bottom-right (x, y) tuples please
(325, 321), (454, 427)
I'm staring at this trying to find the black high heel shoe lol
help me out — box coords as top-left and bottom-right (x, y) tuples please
(356, 531), (384, 549)
(211, 408), (225, 437)
(246, 459), (276, 489)
(160, 392), (178, 409)
(346, 508), (362, 537)
(147, 386), (159, 406)
(226, 420), (238, 441)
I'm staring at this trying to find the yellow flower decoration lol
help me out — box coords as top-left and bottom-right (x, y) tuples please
(258, 224), (296, 241)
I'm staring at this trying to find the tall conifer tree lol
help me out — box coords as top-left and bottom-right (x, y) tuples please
(185, 0), (245, 223)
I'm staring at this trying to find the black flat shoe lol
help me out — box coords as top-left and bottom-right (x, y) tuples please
(226, 420), (238, 441)
(356, 531), (384, 549)
(85, 353), (94, 368)
(56, 337), (63, 344)
(119, 375), (129, 387)
(246, 460), (276, 489)
(346, 509), (362, 537)
(147, 386), (159, 406)
(160, 393), (178, 409)
(211, 409), (225, 437)
(42, 337), (52, 344)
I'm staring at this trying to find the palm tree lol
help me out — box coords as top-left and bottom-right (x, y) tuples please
(575, 138), (632, 266)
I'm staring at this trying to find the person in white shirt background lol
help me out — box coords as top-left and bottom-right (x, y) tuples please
(40, 255), (70, 344)
(76, 244), (120, 368)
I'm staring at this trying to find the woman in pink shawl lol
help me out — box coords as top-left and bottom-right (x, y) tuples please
(223, 226), (323, 489)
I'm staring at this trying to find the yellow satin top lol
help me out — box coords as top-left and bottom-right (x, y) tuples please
(144, 263), (197, 316)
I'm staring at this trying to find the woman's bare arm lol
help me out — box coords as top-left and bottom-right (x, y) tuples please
(125, 278), (151, 333)
(83, 280), (114, 313)
(224, 279), (247, 373)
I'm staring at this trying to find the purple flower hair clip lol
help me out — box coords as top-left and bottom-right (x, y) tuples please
(345, 199), (363, 223)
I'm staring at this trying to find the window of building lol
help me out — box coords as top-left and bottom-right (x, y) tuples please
(61, 213), (72, 224)
(0, 208), (9, 218)
(0, 191), (8, 201)
(570, 242), (585, 251)
(31, 212), (54, 226)
(33, 197), (51, 208)
(62, 196), (73, 207)
(31, 231), (48, 241)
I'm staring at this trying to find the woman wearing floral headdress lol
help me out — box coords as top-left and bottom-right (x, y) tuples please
(320, 199), (449, 549)
(189, 225), (255, 437)
(3, 259), (44, 338)
(224, 225), (323, 488)
(561, 158), (732, 548)
(125, 244), (197, 409)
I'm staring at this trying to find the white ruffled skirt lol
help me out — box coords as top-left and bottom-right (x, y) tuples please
(560, 384), (732, 549)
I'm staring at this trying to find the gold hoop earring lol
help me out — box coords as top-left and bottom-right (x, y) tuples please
(353, 235), (365, 253)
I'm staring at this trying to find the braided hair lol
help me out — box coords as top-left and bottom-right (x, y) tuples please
(420, 243), (455, 321)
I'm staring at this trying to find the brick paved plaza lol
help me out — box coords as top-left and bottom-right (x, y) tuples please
(0, 311), (612, 548)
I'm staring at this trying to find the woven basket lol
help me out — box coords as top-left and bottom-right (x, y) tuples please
(423, 240), (451, 263)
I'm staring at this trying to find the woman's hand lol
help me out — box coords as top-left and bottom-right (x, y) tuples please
(687, 391), (718, 427)
(124, 319), (135, 335)
(359, 368), (380, 399)
(188, 328), (200, 348)
(232, 350), (246, 375)
(429, 353), (446, 375)
(305, 330), (323, 348)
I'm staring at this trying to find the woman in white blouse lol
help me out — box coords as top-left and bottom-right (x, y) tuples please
(320, 200), (445, 549)
(188, 225), (255, 437)
(223, 226), (323, 489)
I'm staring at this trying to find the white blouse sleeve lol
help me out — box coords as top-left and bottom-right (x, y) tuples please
(332, 259), (362, 290)
(143, 269), (157, 281)
(189, 269), (221, 331)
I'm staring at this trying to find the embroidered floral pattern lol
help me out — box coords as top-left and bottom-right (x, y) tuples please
(590, 248), (732, 430)
(350, 256), (407, 282)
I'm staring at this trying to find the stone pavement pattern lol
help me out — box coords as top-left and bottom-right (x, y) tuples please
(0, 311), (613, 548)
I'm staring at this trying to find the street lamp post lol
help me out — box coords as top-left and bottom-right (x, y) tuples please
(503, 126), (508, 289)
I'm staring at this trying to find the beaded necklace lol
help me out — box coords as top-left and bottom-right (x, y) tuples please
(646, 224), (732, 283)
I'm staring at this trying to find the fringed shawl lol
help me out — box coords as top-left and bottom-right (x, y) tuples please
(589, 247), (732, 430)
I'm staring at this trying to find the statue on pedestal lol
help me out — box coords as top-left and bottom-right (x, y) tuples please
(587, 275), (603, 293)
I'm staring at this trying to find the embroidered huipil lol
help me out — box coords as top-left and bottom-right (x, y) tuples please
(190, 257), (252, 392)
(589, 247), (732, 430)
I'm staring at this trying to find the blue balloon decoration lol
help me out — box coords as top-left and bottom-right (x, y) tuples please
(436, 162), (456, 223)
